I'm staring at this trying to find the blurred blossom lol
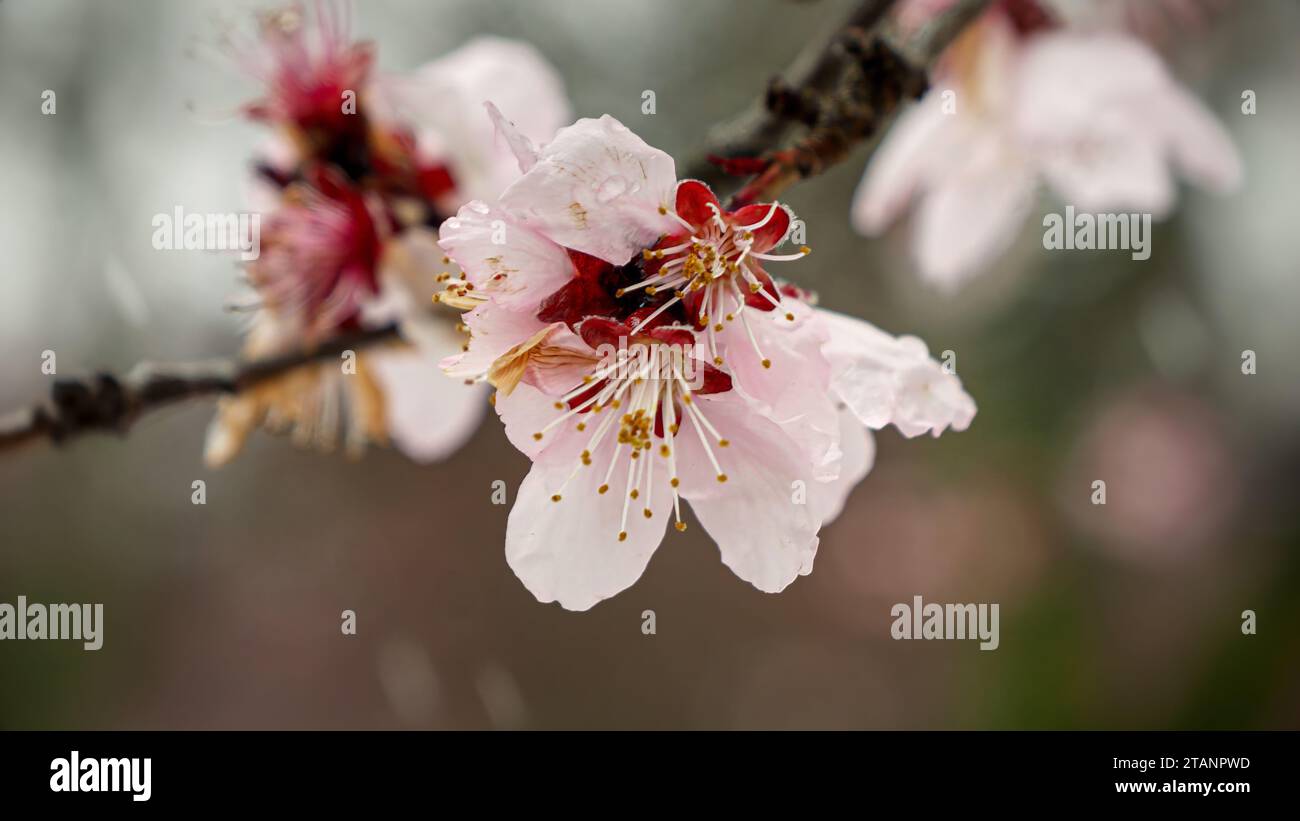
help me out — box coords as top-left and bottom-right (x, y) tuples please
(901, 0), (1232, 41)
(1048, 0), (1233, 42)
(1059, 390), (1240, 563)
(856, 0), (1241, 289)
(204, 3), (571, 466)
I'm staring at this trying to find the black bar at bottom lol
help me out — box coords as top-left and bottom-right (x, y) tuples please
(0, 730), (1288, 807)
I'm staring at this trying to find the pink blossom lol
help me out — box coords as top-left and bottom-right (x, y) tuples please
(206, 5), (570, 466)
(439, 112), (975, 609)
(854, 5), (1242, 289)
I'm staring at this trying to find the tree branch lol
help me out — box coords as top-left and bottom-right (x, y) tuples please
(690, 0), (992, 206)
(683, 0), (901, 189)
(0, 323), (400, 454)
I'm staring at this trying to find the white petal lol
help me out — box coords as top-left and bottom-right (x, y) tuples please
(499, 115), (680, 265)
(441, 303), (546, 382)
(1154, 87), (1243, 194)
(394, 36), (571, 203)
(851, 92), (953, 235)
(438, 200), (574, 310)
(912, 150), (1037, 290)
(367, 326), (488, 463)
(486, 101), (542, 173)
(506, 439), (672, 611)
(366, 227), (445, 328)
(1016, 32), (1240, 213)
(1038, 136), (1175, 215)
(494, 380), (582, 463)
(718, 309), (841, 481)
(675, 396), (822, 593)
(807, 409), (876, 526)
(817, 309), (976, 438)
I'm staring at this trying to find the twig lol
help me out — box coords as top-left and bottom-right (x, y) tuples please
(684, 0), (901, 190)
(0, 323), (400, 453)
(692, 0), (992, 206)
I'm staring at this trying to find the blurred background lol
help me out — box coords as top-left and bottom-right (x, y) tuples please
(1, 0), (1297, 729)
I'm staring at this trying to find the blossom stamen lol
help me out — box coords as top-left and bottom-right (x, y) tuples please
(539, 336), (727, 540)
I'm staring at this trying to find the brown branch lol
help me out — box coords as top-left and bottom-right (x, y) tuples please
(691, 0), (992, 206)
(683, 0), (901, 189)
(0, 323), (400, 454)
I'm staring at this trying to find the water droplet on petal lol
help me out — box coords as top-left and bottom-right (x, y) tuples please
(595, 175), (629, 203)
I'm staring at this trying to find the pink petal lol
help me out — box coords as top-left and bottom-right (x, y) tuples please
(441, 303), (546, 382)
(494, 381), (583, 464)
(851, 92), (953, 235)
(505, 437), (673, 611)
(817, 309), (976, 438)
(913, 153), (1037, 290)
(486, 101), (542, 174)
(438, 200), (574, 310)
(392, 36), (571, 203)
(1154, 87), (1243, 194)
(717, 307), (841, 481)
(499, 115), (680, 265)
(674, 396), (823, 593)
(806, 409), (877, 526)
(367, 336), (488, 463)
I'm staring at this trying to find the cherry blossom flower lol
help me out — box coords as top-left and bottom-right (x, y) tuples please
(854, 0), (1242, 289)
(438, 110), (975, 609)
(205, 3), (570, 466)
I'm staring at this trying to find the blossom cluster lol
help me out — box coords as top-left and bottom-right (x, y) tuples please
(437, 109), (975, 609)
(205, 3), (569, 465)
